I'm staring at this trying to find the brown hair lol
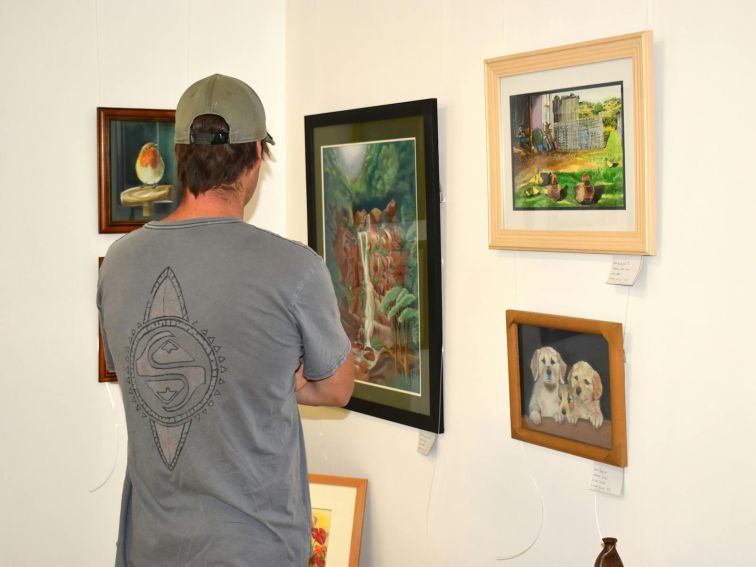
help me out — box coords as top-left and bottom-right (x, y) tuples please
(174, 114), (269, 197)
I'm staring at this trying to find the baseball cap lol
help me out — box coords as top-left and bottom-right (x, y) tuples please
(174, 74), (275, 145)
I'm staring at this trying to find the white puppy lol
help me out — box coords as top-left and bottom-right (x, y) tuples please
(568, 360), (604, 428)
(528, 346), (567, 425)
(557, 382), (577, 424)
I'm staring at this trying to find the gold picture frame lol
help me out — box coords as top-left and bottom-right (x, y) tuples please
(506, 310), (627, 467)
(308, 474), (368, 567)
(485, 31), (655, 254)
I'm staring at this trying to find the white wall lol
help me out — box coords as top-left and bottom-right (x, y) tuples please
(287, 0), (756, 566)
(2, 0), (755, 566)
(0, 1), (285, 565)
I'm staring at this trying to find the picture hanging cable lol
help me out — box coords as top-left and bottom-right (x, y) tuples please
(622, 281), (632, 341)
(425, 352), (443, 535)
(593, 272), (634, 535)
(594, 491), (603, 539)
(496, 442), (544, 561)
(89, 382), (120, 493)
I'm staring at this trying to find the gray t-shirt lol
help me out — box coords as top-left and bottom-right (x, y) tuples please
(97, 217), (350, 567)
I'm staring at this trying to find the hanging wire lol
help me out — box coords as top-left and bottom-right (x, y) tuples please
(496, 442), (544, 561)
(594, 491), (603, 540)
(89, 382), (120, 493)
(593, 259), (638, 535)
(424, 435), (440, 536)
(495, 251), (546, 560)
(424, 351), (444, 535)
(90, 0), (120, 495)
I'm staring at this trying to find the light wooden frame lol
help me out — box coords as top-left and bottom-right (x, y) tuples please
(308, 474), (367, 567)
(485, 31), (655, 254)
(506, 310), (627, 466)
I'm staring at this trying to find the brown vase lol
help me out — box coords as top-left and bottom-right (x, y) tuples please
(594, 537), (624, 567)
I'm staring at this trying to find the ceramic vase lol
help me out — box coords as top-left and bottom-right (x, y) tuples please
(594, 537), (624, 567)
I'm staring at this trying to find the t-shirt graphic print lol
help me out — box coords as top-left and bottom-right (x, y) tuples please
(127, 266), (224, 470)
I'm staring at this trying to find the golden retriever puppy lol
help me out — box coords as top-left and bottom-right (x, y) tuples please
(568, 361), (604, 428)
(528, 346), (567, 425)
(557, 382), (577, 424)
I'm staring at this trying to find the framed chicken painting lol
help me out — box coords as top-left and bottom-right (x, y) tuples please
(485, 31), (655, 254)
(97, 107), (179, 233)
(305, 99), (443, 433)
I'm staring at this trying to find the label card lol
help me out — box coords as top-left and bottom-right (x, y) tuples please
(417, 430), (437, 456)
(589, 461), (624, 496)
(607, 255), (643, 286)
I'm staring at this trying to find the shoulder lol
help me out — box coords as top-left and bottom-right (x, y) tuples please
(240, 224), (324, 265)
(100, 228), (144, 269)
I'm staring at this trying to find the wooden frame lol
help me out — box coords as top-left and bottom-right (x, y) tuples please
(98, 107), (178, 233)
(485, 31), (655, 254)
(98, 257), (117, 383)
(305, 99), (444, 433)
(506, 310), (627, 466)
(308, 474), (368, 567)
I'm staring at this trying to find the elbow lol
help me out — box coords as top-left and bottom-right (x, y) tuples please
(333, 383), (355, 407)
(332, 358), (356, 407)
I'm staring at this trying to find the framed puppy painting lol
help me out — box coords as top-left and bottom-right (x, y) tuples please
(506, 310), (627, 466)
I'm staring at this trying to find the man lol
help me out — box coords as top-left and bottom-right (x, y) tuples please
(98, 74), (355, 566)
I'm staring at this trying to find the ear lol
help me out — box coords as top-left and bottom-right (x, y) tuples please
(593, 372), (603, 399)
(253, 140), (263, 171)
(530, 349), (541, 381)
(557, 354), (567, 384)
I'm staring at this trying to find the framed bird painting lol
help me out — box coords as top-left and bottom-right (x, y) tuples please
(97, 107), (179, 233)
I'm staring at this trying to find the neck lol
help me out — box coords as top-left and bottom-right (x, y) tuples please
(163, 188), (246, 222)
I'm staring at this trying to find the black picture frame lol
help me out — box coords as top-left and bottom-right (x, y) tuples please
(305, 99), (443, 433)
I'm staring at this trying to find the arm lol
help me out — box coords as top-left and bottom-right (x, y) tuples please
(295, 352), (355, 407)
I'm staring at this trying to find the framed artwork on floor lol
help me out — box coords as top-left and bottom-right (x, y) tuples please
(506, 310), (627, 466)
(485, 31), (655, 254)
(98, 257), (117, 383)
(308, 474), (367, 567)
(305, 99), (443, 433)
(97, 107), (179, 233)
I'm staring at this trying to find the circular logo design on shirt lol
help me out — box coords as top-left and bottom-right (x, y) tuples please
(129, 317), (219, 426)
(126, 267), (226, 470)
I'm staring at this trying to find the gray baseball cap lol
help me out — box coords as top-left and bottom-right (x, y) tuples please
(174, 74), (275, 145)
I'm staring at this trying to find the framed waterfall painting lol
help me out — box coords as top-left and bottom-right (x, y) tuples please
(97, 107), (179, 233)
(485, 31), (655, 254)
(305, 99), (443, 433)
